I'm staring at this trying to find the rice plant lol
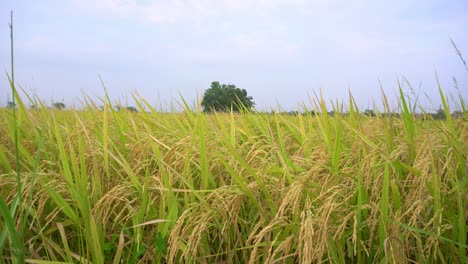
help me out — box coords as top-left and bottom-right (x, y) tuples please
(0, 89), (466, 263)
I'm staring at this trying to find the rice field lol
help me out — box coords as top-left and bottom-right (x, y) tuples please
(0, 91), (467, 263)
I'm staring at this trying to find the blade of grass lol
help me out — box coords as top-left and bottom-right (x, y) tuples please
(0, 197), (24, 263)
(398, 83), (416, 162)
(56, 222), (73, 262)
(392, 221), (468, 249)
(0, 12), (25, 263)
(112, 231), (125, 264)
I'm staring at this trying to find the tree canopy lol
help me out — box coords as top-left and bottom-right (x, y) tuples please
(53, 102), (66, 110)
(126, 106), (138, 112)
(7, 101), (16, 109)
(201, 82), (254, 112)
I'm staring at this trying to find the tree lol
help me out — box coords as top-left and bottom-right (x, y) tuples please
(451, 110), (464, 119)
(433, 106), (446, 120)
(201, 82), (254, 112)
(126, 106), (138, 112)
(363, 109), (376, 117)
(53, 102), (66, 110)
(7, 101), (16, 109)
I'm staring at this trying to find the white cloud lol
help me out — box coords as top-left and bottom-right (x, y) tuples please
(231, 33), (299, 59)
(72, 0), (323, 24)
(72, 0), (187, 23)
(20, 35), (111, 56)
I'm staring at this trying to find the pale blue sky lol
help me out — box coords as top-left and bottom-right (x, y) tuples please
(0, 0), (467, 111)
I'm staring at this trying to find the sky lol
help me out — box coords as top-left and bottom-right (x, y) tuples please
(0, 0), (467, 111)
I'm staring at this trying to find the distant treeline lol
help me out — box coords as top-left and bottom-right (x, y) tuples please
(267, 109), (465, 120)
(4, 100), (466, 120)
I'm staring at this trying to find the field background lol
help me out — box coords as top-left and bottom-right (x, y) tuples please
(0, 93), (467, 263)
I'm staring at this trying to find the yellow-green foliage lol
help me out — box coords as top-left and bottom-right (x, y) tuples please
(0, 95), (466, 263)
